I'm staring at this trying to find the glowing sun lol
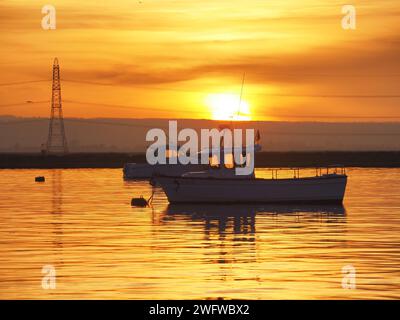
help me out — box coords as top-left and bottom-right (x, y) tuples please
(206, 93), (251, 121)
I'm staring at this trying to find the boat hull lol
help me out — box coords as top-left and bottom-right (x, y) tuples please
(156, 175), (347, 204)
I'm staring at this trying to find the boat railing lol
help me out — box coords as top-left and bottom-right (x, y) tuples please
(269, 165), (346, 180)
(316, 165), (346, 177)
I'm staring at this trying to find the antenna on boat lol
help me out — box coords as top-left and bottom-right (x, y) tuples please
(237, 72), (245, 120)
(229, 72), (245, 128)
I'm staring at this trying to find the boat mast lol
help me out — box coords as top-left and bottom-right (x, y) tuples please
(231, 72), (245, 126)
(225, 73), (246, 168)
(237, 73), (245, 120)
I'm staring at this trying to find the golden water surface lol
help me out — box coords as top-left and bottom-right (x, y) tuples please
(0, 168), (399, 299)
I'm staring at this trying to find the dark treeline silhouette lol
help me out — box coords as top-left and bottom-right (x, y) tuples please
(1, 151), (400, 169)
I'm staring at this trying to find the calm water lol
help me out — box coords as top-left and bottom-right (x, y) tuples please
(0, 168), (399, 299)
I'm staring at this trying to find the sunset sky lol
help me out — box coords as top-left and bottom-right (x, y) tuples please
(0, 0), (399, 121)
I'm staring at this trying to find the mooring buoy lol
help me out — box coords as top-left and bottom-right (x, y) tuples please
(131, 196), (148, 207)
(35, 176), (45, 182)
(131, 187), (155, 208)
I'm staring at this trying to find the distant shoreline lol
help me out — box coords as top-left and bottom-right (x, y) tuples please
(1, 152), (400, 169)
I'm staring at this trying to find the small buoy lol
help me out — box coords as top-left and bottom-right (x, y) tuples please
(35, 176), (45, 182)
(131, 196), (148, 207)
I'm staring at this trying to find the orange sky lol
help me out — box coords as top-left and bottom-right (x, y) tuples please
(0, 0), (399, 121)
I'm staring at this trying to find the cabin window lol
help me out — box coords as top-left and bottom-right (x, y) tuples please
(209, 155), (220, 168)
(166, 149), (178, 159)
(224, 153), (234, 169)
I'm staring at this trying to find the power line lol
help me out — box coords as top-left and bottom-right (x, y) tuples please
(0, 118), (168, 128)
(1, 78), (399, 98)
(2, 101), (400, 120)
(0, 80), (49, 86)
(64, 118), (169, 128)
(260, 94), (400, 98)
(63, 99), (211, 115)
(0, 99), (211, 116)
(264, 114), (400, 119)
(3, 71), (400, 87)
(63, 79), (400, 98)
(2, 118), (400, 136)
(0, 101), (50, 108)
(2, 99), (400, 120)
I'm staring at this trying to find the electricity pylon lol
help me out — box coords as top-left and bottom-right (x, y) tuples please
(46, 58), (68, 154)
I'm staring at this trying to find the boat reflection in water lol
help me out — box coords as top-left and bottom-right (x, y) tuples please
(163, 204), (346, 267)
(164, 203), (346, 235)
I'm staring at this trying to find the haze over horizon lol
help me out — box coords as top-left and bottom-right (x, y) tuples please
(1, 116), (400, 152)
(0, 0), (399, 122)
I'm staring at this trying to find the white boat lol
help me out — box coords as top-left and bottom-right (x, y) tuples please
(154, 153), (348, 205)
(150, 132), (347, 204)
(123, 144), (208, 179)
(123, 142), (258, 180)
(123, 162), (207, 179)
(153, 134), (347, 204)
(155, 170), (347, 204)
